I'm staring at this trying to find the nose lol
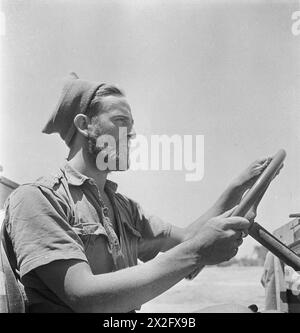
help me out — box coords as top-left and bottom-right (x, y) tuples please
(128, 127), (136, 140)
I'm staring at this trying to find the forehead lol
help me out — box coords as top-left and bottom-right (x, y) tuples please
(99, 95), (132, 118)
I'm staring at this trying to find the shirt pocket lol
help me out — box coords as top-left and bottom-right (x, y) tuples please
(72, 223), (108, 252)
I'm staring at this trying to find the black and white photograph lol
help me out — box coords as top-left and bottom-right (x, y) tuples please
(0, 0), (300, 317)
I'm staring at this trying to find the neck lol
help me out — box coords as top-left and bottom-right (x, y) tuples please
(67, 147), (108, 193)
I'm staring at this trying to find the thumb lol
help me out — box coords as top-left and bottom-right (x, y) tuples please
(220, 206), (238, 218)
(223, 216), (251, 231)
(245, 206), (256, 222)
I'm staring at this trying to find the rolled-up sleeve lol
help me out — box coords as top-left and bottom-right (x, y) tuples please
(130, 200), (173, 262)
(5, 184), (88, 278)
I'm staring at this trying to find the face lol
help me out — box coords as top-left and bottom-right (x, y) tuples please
(87, 95), (135, 171)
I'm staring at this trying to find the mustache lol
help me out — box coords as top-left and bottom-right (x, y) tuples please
(87, 134), (128, 160)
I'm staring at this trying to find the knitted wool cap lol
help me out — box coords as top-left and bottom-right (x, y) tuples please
(42, 73), (104, 146)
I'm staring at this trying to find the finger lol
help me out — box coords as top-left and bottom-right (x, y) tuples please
(227, 230), (245, 244)
(227, 247), (239, 261)
(250, 168), (265, 177)
(244, 209), (256, 222)
(223, 229), (238, 239)
(232, 247), (239, 257)
(235, 238), (243, 247)
(255, 157), (271, 166)
(250, 169), (263, 178)
(223, 216), (250, 231)
(225, 230), (243, 239)
(265, 157), (272, 164)
(234, 231), (243, 239)
(273, 163), (284, 178)
(234, 229), (248, 239)
(254, 164), (267, 171)
(254, 159), (270, 172)
(264, 157), (272, 166)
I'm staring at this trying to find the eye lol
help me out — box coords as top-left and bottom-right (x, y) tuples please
(114, 118), (125, 123)
(127, 133), (136, 140)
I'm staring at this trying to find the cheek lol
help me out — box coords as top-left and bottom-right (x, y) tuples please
(89, 119), (114, 138)
(93, 127), (119, 151)
(88, 123), (102, 138)
(110, 127), (121, 139)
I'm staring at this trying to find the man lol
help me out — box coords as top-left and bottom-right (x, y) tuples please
(3, 73), (269, 313)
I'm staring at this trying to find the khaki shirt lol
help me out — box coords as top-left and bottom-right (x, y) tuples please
(4, 163), (173, 312)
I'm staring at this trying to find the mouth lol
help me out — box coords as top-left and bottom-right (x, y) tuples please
(95, 143), (130, 171)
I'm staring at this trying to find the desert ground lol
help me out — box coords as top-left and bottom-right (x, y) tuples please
(139, 266), (265, 313)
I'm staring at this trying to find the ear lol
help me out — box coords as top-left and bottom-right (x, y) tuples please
(73, 114), (90, 137)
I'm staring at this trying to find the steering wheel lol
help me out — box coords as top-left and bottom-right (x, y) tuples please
(230, 149), (300, 270)
(232, 149), (286, 217)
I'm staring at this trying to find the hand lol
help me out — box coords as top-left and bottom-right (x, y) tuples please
(222, 157), (271, 212)
(244, 205), (257, 224)
(187, 207), (250, 265)
(233, 157), (271, 191)
(234, 155), (284, 227)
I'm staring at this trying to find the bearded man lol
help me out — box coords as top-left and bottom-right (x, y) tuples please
(3, 73), (269, 313)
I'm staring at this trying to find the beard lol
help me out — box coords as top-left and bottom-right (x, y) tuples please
(87, 132), (102, 158)
(87, 132), (129, 171)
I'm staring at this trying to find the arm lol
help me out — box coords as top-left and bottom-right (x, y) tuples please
(35, 210), (250, 313)
(35, 240), (200, 313)
(150, 180), (254, 254)
(8, 183), (249, 312)
(166, 157), (271, 248)
(133, 182), (248, 254)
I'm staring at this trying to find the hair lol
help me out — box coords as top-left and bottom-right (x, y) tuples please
(86, 84), (125, 119)
(68, 84), (125, 150)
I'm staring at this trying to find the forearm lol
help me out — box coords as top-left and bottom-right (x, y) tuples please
(176, 158), (269, 242)
(204, 181), (245, 217)
(67, 240), (201, 313)
(158, 183), (244, 250)
(185, 182), (243, 237)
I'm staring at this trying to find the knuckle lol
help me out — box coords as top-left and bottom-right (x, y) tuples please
(217, 219), (225, 228)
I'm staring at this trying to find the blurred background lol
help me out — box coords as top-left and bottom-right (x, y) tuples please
(0, 0), (299, 311)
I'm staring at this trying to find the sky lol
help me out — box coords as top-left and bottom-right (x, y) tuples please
(0, 0), (300, 257)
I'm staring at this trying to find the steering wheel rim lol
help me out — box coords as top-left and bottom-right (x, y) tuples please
(228, 149), (300, 271)
(231, 149), (286, 218)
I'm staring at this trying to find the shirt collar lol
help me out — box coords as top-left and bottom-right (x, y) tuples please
(60, 162), (118, 192)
